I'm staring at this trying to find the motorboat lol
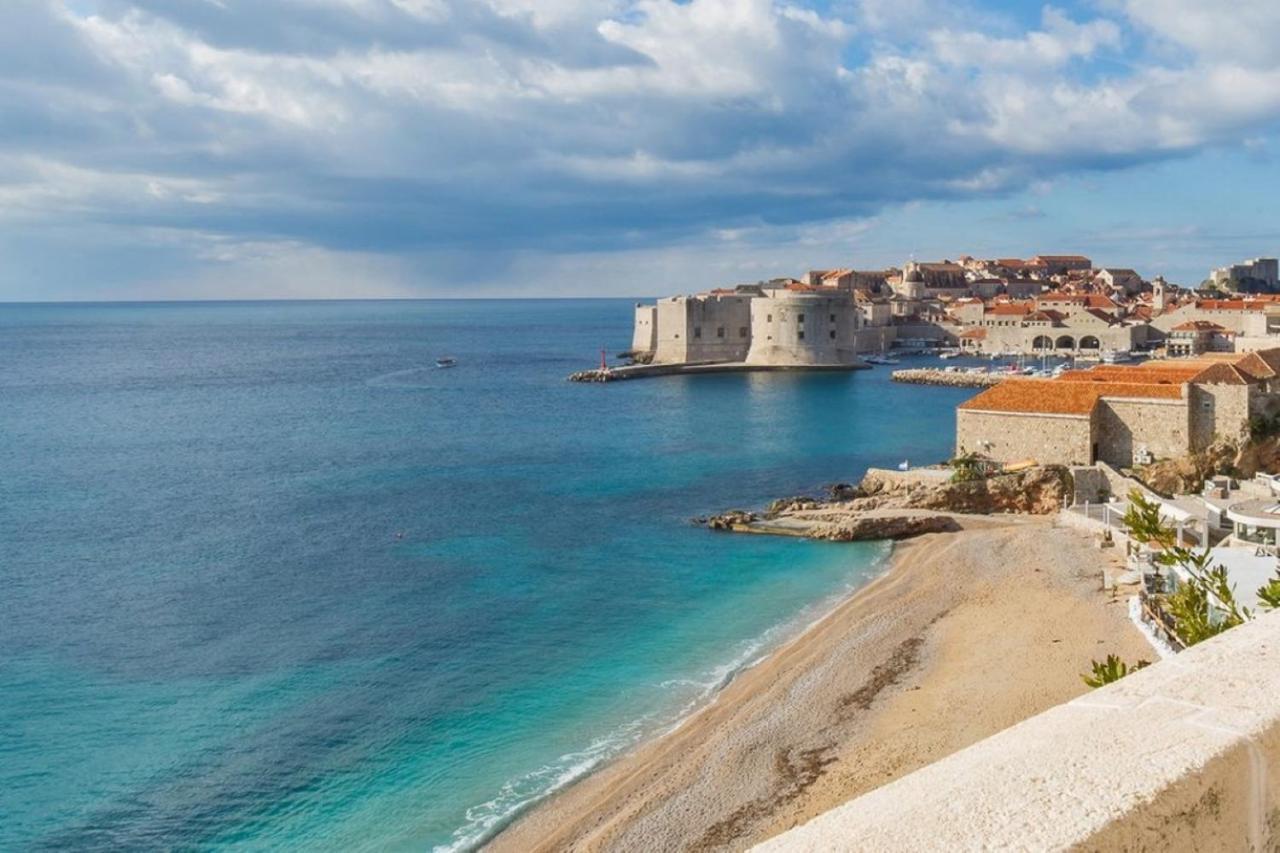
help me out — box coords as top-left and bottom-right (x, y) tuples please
(435, 357), (458, 369)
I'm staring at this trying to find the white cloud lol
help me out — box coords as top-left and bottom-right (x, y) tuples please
(5, 0), (1280, 298)
(930, 7), (1121, 68)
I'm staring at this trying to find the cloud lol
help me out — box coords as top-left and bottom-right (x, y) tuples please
(1, 0), (1280, 298)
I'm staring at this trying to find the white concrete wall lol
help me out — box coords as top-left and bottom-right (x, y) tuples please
(756, 610), (1280, 853)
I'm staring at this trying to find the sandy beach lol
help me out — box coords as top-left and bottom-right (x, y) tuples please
(487, 514), (1154, 852)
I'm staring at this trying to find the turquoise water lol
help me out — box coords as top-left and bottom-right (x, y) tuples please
(0, 300), (974, 850)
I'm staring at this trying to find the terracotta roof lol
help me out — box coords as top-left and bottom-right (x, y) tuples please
(986, 303), (1032, 316)
(783, 283), (839, 293)
(1080, 308), (1118, 324)
(1171, 320), (1228, 332)
(1024, 310), (1063, 323)
(1057, 366), (1199, 384)
(1194, 299), (1274, 311)
(959, 379), (1184, 416)
(959, 328), (988, 340)
(1033, 255), (1092, 262)
(1191, 362), (1251, 385)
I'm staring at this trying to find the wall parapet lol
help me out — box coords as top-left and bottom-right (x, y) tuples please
(755, 611), (1280, 852)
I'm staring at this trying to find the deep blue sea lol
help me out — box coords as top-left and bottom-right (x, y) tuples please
(0, 300), (975, 851)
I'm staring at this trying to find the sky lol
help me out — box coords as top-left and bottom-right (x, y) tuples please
(3, 0), (1280, 300)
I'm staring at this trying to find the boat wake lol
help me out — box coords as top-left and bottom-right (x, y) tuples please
(365, 367), (442, 389)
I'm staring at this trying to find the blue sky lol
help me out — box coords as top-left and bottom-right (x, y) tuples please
(3, 0), (1280, 300)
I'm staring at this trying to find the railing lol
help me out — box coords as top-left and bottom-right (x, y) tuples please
(1138, 587), (1187, 652)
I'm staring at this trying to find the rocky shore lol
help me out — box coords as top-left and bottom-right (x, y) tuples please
(697, 465), (1072, 542)
(890, 368), (1006, 388)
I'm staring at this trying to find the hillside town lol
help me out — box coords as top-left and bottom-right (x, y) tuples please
(627, 254), (1280, 367)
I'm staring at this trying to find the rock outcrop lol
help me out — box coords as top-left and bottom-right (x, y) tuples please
(803, 513), (960, 542)
(698, 464), (1071, 543)
(830, 466), (1072, 516)
(1136, 437), (1280, 495)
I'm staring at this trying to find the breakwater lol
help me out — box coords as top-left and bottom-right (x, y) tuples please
(890, 368), (1007, 388)
(568, 361), (869, 382)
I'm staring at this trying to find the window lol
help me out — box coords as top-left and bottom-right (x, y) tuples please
(716, 326), (725, 338)
(829, 330), (836, 339)
(739, 327), (748, 337)
(798, 331), (805, 340)
(798, 313), (806, 323)
(830, 314), (836, 322)
(694, 326), (701, 338)
(767, 314), (772, 322)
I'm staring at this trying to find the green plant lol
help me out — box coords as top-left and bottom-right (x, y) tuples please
(949, 453), (985, 483)
(1121, 490), (1249, 646)
(1249, 414), (1280, 440)
(1258, 569), (1280, 611)
(1082, 654), (1150, 688)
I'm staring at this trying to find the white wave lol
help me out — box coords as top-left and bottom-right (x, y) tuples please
(437, 541), (897, 852)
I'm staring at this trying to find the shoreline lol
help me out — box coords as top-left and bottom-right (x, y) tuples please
(486, 513), (1154, 852)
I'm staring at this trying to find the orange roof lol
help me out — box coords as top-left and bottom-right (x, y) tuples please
(1195, 299), (1275, 311)
(959, 328), (988, 340)
(1171, 320), (1228, 332)
(1058, 365), (1200, 384)
(959, 379), (1184, 416)
(986, 303), (1032, 316)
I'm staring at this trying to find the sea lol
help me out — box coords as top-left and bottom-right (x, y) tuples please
(0, 299), (976, 851)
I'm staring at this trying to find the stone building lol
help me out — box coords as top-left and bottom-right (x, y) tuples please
(744, 287), (862, 366)
(650, 292), (754, 364)
(1166, 320), (1233, 357)
(1031, 254), (1093, 276)
(962, 301), (1146, 354)
(631, 284), (863, 367)
(955, 351), (1280, 468)
(1209, 257), (1279, 293)
(631, 303), (657, 355)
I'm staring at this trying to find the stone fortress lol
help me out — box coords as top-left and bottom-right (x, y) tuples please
(631, 284), (869, 369)
(625, 252), (1280, 372)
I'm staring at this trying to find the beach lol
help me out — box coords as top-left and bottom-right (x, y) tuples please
(488, 514), (1154, 852)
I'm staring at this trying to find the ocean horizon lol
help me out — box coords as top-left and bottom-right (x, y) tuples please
(0, 299), (974, 850)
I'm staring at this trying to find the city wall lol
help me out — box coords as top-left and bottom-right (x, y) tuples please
(756, 610), (1280, 853)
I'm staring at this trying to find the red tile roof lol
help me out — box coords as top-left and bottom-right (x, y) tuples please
(959, 379), (1183, 416)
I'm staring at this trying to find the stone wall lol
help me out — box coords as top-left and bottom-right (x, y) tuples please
(1188, 383), (1252, 450)
(745, 291), (860, 366)
(850, 326), (895, 354)
(892, 321), (958, 346)
(756, 611), (1280, 853)
(969, 322), (1141, 354)
(653, 294), (753, 364)
(1095, 397), (1189, 466)
(631, 304), (657, 355)
(955, 410), (1094, 465)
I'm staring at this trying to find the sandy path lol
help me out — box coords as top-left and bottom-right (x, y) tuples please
(486, 515), (1152, 853)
